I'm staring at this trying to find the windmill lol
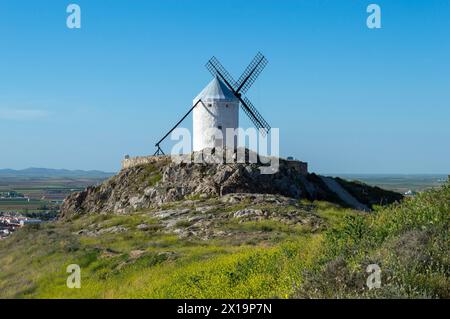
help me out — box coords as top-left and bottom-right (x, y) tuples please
(154, 52), (270, 155)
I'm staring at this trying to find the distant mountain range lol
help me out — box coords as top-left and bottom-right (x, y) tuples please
(0, 168), (115, 178)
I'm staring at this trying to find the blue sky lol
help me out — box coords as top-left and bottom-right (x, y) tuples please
(0, 0), (449, 173)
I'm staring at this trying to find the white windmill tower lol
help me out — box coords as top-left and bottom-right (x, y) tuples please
(154, 52), (270, 155)
(192, 76), (239, 151)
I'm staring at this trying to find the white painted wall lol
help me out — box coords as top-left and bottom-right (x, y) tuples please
(193, 100), (239, 151)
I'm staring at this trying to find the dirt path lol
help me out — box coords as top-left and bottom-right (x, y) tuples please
(320, 176), (370, 211)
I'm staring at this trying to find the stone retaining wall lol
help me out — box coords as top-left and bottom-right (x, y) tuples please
(121, 155), (169, 170)
(286, 160), (308, 175)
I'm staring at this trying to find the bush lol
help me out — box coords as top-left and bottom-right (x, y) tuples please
(295, 181), (449, 298)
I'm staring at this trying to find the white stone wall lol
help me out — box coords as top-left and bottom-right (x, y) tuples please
(193, 100), (239, 151)
(121, 155), (168, 170)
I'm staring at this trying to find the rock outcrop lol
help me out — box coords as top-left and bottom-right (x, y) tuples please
(60, 150), (402, 218)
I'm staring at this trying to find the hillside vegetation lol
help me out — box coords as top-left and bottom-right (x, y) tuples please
(0, 178), (448, 298)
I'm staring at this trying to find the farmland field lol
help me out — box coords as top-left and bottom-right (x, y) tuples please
(0, 176), (110, 215)
(330, 174), (448, 194)
(0, 199), (49, 210)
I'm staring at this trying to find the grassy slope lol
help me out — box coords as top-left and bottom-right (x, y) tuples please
(0, 182), (448, 299)
(296, 181), (449, 298)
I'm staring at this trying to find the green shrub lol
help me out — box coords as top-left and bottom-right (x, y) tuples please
(295, 181), (449, 298)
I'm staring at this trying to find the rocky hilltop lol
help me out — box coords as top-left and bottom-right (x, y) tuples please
(61, 150), (402, 219)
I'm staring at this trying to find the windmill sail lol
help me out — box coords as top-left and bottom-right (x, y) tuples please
(206, 57), (237, 90)
(235, 52), (268, 94)
(239, 96), (271, 135)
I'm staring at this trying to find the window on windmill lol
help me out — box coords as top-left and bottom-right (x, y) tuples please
(218, 125), (222, 130)
(208, 103), (212, 107)
(225, 104), (229, 108)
